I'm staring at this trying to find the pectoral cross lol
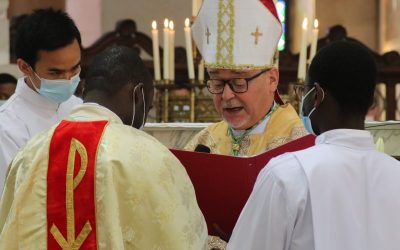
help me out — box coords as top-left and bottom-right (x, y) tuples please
(251, 27), (263, 45)
(205, 27), (211, 44)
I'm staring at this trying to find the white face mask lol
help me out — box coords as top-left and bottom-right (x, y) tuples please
(131, 83), (146, 129)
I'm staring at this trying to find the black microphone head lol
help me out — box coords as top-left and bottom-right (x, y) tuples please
(194, 144), (211, 153)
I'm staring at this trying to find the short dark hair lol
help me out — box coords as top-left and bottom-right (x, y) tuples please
(84, 46), (152, 97)
(0, 73), (17, 85)
(15, 8), (81, 68)
(308, 41), (377, 116)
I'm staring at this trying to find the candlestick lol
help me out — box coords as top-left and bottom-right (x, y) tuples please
(198, 59), (205, 82)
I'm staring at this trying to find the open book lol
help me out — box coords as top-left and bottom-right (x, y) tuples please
(171, 134), (316, 236)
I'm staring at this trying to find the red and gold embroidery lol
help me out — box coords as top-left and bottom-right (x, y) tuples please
(47, 120), (108, 250)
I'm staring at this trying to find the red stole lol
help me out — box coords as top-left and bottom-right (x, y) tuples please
(47, 120), (108, 249)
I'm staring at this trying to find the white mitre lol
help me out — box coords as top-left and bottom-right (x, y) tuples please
(192, 0), (282, 70)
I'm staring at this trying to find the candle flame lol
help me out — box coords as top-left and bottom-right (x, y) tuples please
(185, 18), (190, 28)
(152, 21), (157, 30)
(169, 20), (174, 30)
(164, 19), (169, 29)
(302, 18), (308, 30)
(314, 19), (319, 29)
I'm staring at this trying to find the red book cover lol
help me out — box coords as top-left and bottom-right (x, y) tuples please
(171, 134), (316, 236)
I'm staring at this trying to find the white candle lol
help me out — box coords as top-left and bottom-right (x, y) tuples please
(192, 0), (202, 16)
(309, 19), (319, 64)
(198, 59), (205, 82)
(169, 20), (175, 82)
(297, 17), (308, 81)
(184, 18), (195, 80)
(163, 19), (169, 80)
(192, 0), (198, 16)
(151, 21), (161, 81)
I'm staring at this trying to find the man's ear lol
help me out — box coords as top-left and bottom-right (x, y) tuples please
(268, 68), (279, 92)
(314, 82), (325, 108)
(17, 59), (32, 76)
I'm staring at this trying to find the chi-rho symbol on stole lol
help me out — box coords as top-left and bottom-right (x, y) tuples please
(47, 120), (108, 250)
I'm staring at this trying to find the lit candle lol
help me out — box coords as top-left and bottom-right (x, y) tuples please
(309, 19), (319, 64)
(163, 19), (169, 80)
(169, 20), (175, 82)
(151, 21), (161, 81)
(198, 59), (205, 82)
(297, 17), (308, 82)
(184, 18), (195, 80)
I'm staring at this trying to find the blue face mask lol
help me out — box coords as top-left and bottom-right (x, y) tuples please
(299, 86), (325, 134)
(0, 100), (6, 107)
(30, 71), (80, 103)
(299, 87), (317, 134)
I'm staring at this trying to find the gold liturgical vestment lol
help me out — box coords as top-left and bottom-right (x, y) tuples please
(185, 104), (307, 156)
(0, 104), (207, 250)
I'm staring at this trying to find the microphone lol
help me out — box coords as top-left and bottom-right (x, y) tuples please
(194, 144), (211, 153)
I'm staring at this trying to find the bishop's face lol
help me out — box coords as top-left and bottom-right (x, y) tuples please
(208, 68), (279, 130)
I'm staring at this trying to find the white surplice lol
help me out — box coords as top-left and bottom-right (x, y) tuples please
(0, 78), (82, 191)
(228, 129), (400, 250)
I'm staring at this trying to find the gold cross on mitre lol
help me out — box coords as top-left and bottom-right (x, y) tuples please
(205, 27), (211, 44)
(251, 27), (263, 45)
